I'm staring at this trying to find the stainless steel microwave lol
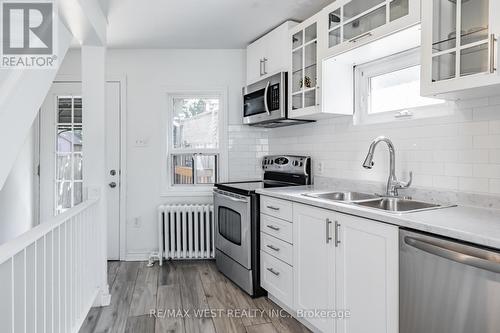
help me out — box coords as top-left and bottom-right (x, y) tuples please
(242, 72), (313, 128)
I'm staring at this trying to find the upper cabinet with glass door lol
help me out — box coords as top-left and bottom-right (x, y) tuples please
(320, 0), (420, 59)
(420, 0), (500, 99)
(289, 14), (324, 119)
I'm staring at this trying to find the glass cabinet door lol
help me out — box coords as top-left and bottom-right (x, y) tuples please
(431, 0), (490, 82)
(291, 23), (318, 110)
(327, 0), (410, 49)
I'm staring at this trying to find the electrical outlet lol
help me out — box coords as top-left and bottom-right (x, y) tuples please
(317, 161), (324, 175)
(134, 137), (149, 147)
(133, 217), (141, 228)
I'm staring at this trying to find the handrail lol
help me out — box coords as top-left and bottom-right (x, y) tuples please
(0, 198), (99, 265)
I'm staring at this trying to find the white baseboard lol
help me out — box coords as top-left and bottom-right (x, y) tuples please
(93, 286), (111, 307)
(125, 251), (152, 261)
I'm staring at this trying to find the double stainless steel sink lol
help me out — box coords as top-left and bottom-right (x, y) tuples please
(302, 191), (451, 214)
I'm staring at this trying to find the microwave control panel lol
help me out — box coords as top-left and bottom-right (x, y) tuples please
(268, 84), (280, 111)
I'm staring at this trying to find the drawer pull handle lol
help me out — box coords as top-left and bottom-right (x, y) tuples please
(267, 225), (280, 231)
(266, 244), (280, 252)
(326, 218), (333, 244)
(490, 34), (497, 74)
(335, 221), (341, 247)
(266, 206), (280, 211)
(267, 268), (280, 276)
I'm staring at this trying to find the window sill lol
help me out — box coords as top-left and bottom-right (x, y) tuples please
(160, 187), (214, 198)
(354, 105), (456, 126)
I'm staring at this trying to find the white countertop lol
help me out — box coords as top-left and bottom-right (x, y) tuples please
(256, 186), (500, 250)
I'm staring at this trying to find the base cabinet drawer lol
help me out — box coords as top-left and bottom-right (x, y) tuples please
(261, 196), (293, 221)
(260, 250), (293, 306)
(261, 232), (293, 265)
(260, 214), (293, 243)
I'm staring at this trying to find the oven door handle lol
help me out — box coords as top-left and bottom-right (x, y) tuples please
(263, 81), (271, 115)
(214, 189), (249, 203)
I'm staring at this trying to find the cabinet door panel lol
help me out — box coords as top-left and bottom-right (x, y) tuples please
(246, 39), (264, 85)
(293, 203), (335, 333)
(335, 214), (399, 333)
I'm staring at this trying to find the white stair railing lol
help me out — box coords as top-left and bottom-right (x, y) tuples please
(0, 197), (104, 333)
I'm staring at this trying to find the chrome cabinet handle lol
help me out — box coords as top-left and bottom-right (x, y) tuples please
(259, 59), (264, 76)
(267, 225), (280, 231)
(490, 34), (497, 74)
(335, 221), (341, 247)
(266, 205), (279, 211)
(326, 218), (333, 243)
(262, 57), (268, 75)
(267, 267), (280, 276)
(405, 236), (500, 274)
(263, 81), (271, 115)
(266, 244), (280, 252)
(348, 31), (372, 43)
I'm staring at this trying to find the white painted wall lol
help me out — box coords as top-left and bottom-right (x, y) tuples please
(268, 97), (500, 195)
(0, 121), (37, 245)
(57, 49), (267, 258)
(0, 21), (72, 191)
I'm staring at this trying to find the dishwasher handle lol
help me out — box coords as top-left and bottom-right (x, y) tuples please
(405, 236), (500, 274)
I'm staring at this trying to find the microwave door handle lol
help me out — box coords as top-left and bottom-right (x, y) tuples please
(264, 81), (271, 115)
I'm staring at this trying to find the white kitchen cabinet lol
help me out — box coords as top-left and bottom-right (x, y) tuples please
(334, 213), (399, 333)
(319, 0), (420, 60)
(288, 13), (328, 120)
(420, 0), (500, 99)
(292, 201), (398, 333)
(246, 21), (298, 85)
(261, 250), (294, 306)
(293, 203), (336, 333)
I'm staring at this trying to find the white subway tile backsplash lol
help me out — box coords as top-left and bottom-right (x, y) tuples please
(473, 164), (500, 178)
(473, 105), (500, 121)
(489, 121), (500, 134)
(490, 179), (500, 194)
(456, 98), (490, 109)
(459, 177), (489, 193)
(241, 96), (500, 195)
(457, 150), (489, 164)
(489, 150), (500, 164)
(432, 176), (459, 190)
(473, 135), (500, 149)
(444, 163), (473, 177)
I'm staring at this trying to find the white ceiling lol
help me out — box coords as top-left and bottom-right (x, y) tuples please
(98, 0), (334, 49)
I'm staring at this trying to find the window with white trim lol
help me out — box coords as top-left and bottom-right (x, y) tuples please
(354, 49), (450, 125)
(167, 93), (223, 188)
(55, 96), (83, 214)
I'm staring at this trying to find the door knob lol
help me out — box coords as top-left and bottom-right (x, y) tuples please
(110, 169), (116, 176)
(109, 182), (117, 188)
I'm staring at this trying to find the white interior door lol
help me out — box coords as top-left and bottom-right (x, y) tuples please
(40, 81), (122, 260)
(105, 82), (121, 260)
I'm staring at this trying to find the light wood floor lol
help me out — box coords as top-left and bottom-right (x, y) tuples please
(79, 260), (311, 333)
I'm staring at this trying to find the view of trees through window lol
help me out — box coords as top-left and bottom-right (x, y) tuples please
(170, 96), (220, 185)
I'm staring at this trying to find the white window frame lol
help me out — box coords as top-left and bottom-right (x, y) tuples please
(354, 48), (455, 126)
(161, 88), (228, 197)
(54, 95), (83, 215)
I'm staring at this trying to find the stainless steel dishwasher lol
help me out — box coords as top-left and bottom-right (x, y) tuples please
(400, 229), (500, 333)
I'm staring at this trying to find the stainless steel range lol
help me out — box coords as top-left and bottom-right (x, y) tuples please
(213, 155), (311, 296)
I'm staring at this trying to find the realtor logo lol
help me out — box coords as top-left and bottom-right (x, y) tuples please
(1, 0), (58, 68)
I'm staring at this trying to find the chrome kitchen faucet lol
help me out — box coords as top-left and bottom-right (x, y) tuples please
(363, 136), (413, 197)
